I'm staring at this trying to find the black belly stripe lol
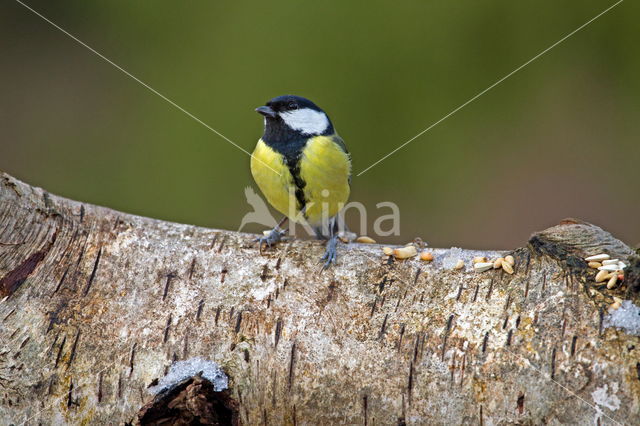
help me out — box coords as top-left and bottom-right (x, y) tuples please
(261, 132), (309, 213)
(284, 156), (307, 213)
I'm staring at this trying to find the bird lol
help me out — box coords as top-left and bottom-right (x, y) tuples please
(250, 95), (351, 268)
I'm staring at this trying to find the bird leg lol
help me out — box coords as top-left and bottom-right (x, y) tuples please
(256, 216), (288, 254)
(320, 217), (340, 269)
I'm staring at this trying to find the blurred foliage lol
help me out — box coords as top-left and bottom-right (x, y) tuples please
(1, 0), (639, 248)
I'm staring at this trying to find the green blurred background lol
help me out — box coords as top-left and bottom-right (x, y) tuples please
(1, 0), (638, 249)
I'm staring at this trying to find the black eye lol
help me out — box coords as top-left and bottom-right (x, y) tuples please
(288, 102), (298, 110)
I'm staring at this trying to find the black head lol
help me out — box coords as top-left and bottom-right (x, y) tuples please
(256, 95), (334, 143)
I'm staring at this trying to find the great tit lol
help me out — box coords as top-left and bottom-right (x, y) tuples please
(251, 95), (351, 268)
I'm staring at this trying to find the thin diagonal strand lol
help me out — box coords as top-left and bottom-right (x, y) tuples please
(501, 345), (622, 425)
(14, 0), (280, 176)
(357, 0), (624, 176)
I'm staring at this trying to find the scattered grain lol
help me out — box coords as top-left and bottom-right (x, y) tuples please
(393, 245), (417, 259)
(474, 262), (493, 273)
(595, 270), (609, 283)
(420, 251), (433, 261)
(356, 236), (376, 244)
(606, 274), (618, 289)
(493, 258), (504, 269)
(598, 264), (621, 272)
(502, 261), (514, 275)
(585, 254), (610, 262)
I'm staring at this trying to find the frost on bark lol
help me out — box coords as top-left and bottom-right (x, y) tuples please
(0, 171), (638, 425)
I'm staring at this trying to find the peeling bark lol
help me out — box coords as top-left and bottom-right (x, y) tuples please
(0, 171), (638, 425)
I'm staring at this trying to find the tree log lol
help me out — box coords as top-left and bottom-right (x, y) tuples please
(0, 171), (638, 425)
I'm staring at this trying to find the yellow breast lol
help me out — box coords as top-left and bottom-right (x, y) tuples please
(250, 136), (351, 225)
(299, 135), (351, 224)
(250, 139), (299, 219)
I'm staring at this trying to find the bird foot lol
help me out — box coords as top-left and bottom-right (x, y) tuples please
(320, 236), (339, 270)
(256, 228), (284, 253)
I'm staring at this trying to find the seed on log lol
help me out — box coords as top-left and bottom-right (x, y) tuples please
(606, 274), (618, 289)
(420, 251), (434, 261)
(502, 261), (514, 275)
(393, 246), (417, 260)
(585, 254), (610, 262)
(474, 262), (493, 273)
(595, 270), (609, 283)
(356, 236), (376, 244)
(598, 264), (621, 272)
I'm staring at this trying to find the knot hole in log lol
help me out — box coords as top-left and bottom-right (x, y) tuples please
(137, 375), (239, 426)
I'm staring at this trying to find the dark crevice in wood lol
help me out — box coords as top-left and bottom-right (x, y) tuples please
(217, 236), (228, 253)
(362, 395), (368, 426)
(53, 267), (68, 294)
(517, 392), (525, 415)
(67, 378), (77, 408)
(485, 278), (494, 301)
(215, 306), (221, 325)
(378, 314), (389, 340)
(234, 311), (243, 334)
(288, 342), (297, 391)
(83, 247), (102, 297)
(441, 314), (454, 361)
(129, 343), (137, 378)
(66, 329), (81, 369)
(3, 308), (16, 322)
(188, 258), (197, 280)
(162, 272), (177, 301)
(196, 299), (205, 322)
(97, 371), (104, 403)
(1, 229), (57, 297)
(274, 318), (283, 348)
(397, 323), (405, 351)
(137, 375), (239, 426)
(163, 314), (173, 344)
(456, 284), (464, 301)
(54, 335), (67, 368)
(260, 264), (269, 282)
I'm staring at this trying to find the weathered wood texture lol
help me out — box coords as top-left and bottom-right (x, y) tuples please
(0, 171), (638, 425)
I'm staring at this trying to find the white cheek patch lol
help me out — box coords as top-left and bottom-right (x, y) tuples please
(280, 108), (329, 135)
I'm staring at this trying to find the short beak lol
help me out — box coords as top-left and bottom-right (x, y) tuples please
(255, 105), (277, 118)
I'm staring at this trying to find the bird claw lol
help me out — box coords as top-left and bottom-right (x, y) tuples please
(320, 236), (339, 270)
(255, 228), (284, 254)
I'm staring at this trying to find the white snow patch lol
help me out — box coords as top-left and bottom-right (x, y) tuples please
(604, 300), (640, 336)
(251, 281), (277, 301)
(591, 383), (621, 412)
(148, 357), (228, 394)
(442, 247), (465, 270)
